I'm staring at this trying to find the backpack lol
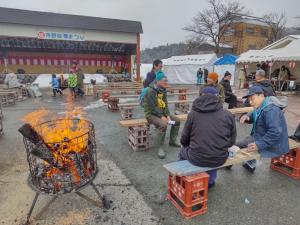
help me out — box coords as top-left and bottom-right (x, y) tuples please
(139, 87), (148, 108)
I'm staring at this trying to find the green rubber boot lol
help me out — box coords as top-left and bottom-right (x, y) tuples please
(169, 125), (181, 147)
(154, 130), (166, 159)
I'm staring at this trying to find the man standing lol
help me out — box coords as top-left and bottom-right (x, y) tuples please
(196, 68), (203, 85)
(220, 71), (237, 109)
(200, 72), (225, 103)
(238, 68), (246, 89)
(238, 86), (289, 173)
(143, 59), (163, 88)
(179, 86), (236, 188)
(144, 71), (181, 159)
(203, 68), (209, 84)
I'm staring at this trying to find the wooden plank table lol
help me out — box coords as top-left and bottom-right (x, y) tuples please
(173, 107), (254, 121)
(120, 107), (255, 127)
(118, 99), (194, 108)
(111, 91), (199, 99)
(163, 139), (300, 176)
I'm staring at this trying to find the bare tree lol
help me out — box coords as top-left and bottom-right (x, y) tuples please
(263, 12), (287, 43)
(183, 0), (245, 54)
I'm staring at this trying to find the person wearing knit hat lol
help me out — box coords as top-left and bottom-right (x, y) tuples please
(179, 83), (236, 188)
(199, 72), (225, 103)
(143, 71), (181, 159)
(220, 71), (238, 109)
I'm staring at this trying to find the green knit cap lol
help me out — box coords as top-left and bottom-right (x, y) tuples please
(155, 71), (166, 81)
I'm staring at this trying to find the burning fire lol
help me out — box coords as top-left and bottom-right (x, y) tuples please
(21, 92), (95, 192)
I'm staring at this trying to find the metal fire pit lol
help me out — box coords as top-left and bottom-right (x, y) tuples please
(19, 118), (110, 225)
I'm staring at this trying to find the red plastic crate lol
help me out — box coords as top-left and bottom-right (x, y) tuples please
(270, 147), (300, 179)
(167, 172), (209, 219)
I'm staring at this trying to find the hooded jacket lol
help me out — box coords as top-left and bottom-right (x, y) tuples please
(144, 82), (170, 118)
(180, 94), (236, 167)
(253, 80), (276, 97)
(248, 96), (289, 157)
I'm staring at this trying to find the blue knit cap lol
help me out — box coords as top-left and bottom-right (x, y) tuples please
(201, 86), (218, 95)
(155, 71), (166, 81)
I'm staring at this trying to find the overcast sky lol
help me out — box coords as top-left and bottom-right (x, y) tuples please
(0, 0), (299, 49)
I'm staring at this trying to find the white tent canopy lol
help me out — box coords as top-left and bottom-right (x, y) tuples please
(163, 53), (217, 84)
(236, 37), (300, 63)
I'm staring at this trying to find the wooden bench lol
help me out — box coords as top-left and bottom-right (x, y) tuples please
(173, 107), (254, 121)
(164, 138), (300, 218)
(118, 100), (194, 119)
(119, 107), (255, 151)
(110, 91), (199, 99)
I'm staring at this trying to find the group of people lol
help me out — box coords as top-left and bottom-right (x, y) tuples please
(142, 59), (289, 188)
(50, 61), (85, 98)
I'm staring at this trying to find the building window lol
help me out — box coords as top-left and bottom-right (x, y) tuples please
(224, 27), (235, 36)
(248, 44), (256, 50)
(246, 27), (255, 35)
(261, 28), (268, 37)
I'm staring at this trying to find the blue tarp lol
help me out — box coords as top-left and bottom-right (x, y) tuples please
(214, 54), (238, 66)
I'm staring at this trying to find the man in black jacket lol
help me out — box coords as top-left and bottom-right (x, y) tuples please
(179, 86), (236, 188)
(253, 69), (275, 96)
(220, 71), (237, 109)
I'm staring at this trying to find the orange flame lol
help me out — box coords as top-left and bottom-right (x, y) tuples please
(22, 91), (90, 184)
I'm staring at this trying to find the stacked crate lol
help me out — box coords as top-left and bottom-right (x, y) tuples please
(120, 107), (134, 120)
(128, 125), (150, 151)
(167, 172), (209, 219)
(270, 147), (300, 179)
(175, 103), (190, 115)
(107, 97), (119, 111)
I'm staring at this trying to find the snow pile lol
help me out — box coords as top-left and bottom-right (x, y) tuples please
(33, 73), (108, 88)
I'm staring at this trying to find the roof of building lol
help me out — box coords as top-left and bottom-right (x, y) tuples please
(0, 7), (143, 34)
(263, 35), (300, 50)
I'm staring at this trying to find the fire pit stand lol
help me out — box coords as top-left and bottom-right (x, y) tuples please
(19, 119), (110, 225)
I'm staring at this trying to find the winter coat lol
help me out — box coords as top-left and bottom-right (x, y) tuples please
(143, 71), (156, 88)
(76, 72), (85, 88)
(50, 77), (60, 88)
(144, 82), (170, 118)
(199, 83), (225, 103)
(248, 96), (289, 158)
(253, 80), (276, 97)
(220, 79), (234, 97)
(180, 94), (236, 167)
(68, 73), (77, 88)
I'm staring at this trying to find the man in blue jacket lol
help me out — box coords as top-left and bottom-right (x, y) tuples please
(238, 86), (289, 173)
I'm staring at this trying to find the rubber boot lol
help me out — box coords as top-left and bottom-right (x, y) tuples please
(154, 130), (166, 159)
(169, 125), (181, 147)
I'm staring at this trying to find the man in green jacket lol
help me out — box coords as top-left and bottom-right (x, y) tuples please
(199, 72), (225, 103)
(144, 71), (181, 159)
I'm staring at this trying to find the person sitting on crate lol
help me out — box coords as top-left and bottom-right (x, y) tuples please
(143, 71), (181, 159)
(199, 72), (225, 104)
(179, 86), (236, 188)
(238, 86), (289, 173)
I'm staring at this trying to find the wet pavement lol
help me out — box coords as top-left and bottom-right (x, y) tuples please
(0, 87), (300, 225)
